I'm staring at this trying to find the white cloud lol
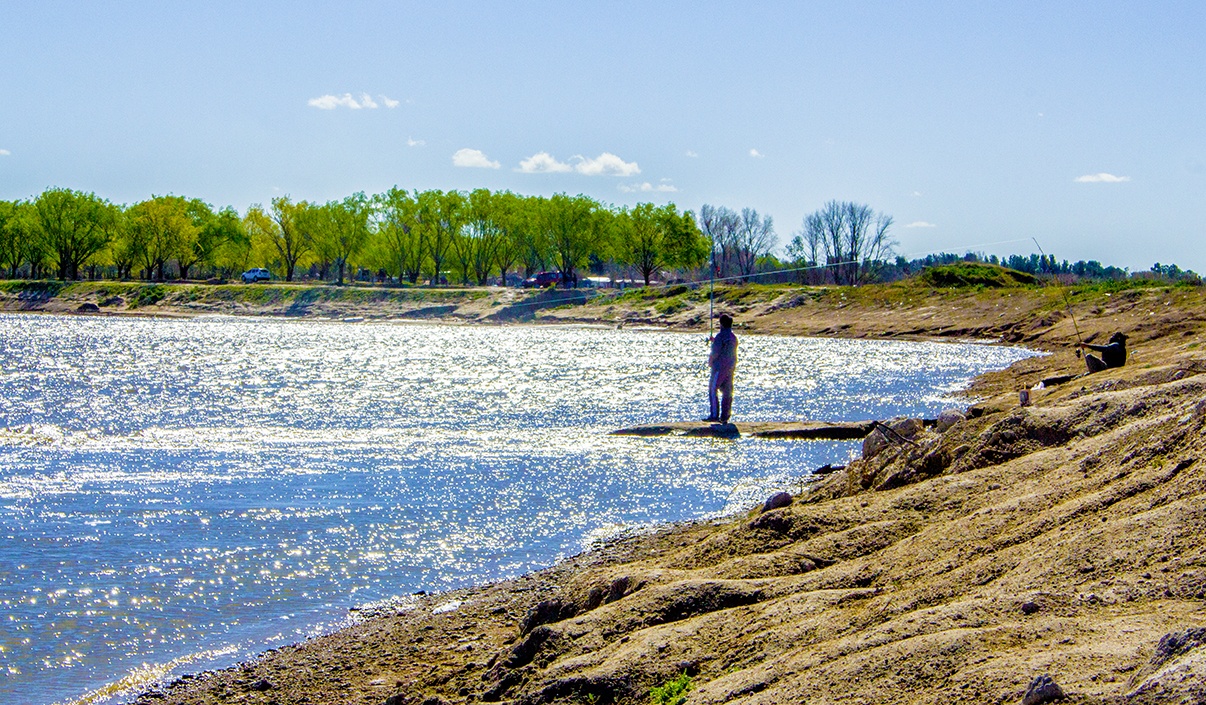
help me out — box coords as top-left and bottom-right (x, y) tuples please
(518, 152), (573, 173)
(307, 92), (388, 110)
(0, 149), (10, 156)
(380, 95), (400, 108)
(911, 191), (923, 197)
(619, 181), (679, 194)
(904, 221), (937, 228)
(573, 152), (640, 176)
(749, 148), (764, 158)
(407, 137), (426, 147)
(452, 148), (500, 169)
(1075, 172), (1131, 183)
(685, 150), (699, 158)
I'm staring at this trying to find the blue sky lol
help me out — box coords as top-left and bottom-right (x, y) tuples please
(2, 1), (1203, 272)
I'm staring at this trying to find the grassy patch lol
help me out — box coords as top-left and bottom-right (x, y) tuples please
(0, 280), (69, 296)
(127, 284), (168, 308)
(654, 296), (689, 315)
(649, 673), (692, 705)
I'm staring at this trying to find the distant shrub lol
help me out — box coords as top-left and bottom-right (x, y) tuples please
(919, 263), (1037, 288)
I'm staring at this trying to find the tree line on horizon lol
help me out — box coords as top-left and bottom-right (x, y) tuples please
(1, 187), (1191, 289)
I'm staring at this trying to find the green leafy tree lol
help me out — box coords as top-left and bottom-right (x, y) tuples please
(518, 195), (553, 278)
(492, 191), (527, 285)
(318, 192), (373, 284)
(543, 193), (606, 287)
(202, 206), (249, 279)
(34, 188), (118, 280)
(175, 200), (242, 280)
(376, 187), (425, 284)
(102, 206), (138, 280)
(127, 195), (198, 281)
(264, 196), (313, 282)
(418, 189), (465, 285)
(461, 188), (505, 285)
(617, 203), (705, 286)
(0, 200), (22, 278)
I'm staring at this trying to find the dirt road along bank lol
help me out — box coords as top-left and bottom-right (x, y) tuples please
(11, 277), (1206, 704)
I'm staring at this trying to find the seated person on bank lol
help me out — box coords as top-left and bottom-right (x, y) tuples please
(1077, 332), (1127, 373)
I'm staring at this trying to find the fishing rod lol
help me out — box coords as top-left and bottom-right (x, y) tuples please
(1032, 237), (1084, 358)
(708, 236), (715, 342)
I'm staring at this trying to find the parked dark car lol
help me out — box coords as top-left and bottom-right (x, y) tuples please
(521, 271), (562, 288)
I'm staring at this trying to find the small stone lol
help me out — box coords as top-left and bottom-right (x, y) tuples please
(250, 679), (273, 692)
(761, 491), (793, 513)
(1022, 674), (1065, 705)
(1021, 601), (1041, 615)
(77, 302), (100, 313)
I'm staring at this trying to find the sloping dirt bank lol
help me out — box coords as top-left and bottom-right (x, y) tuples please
(19, 280), (1204, 704)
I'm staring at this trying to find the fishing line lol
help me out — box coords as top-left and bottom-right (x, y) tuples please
(476, 236), (1046, 314)
(1031, 237), (1084, 358)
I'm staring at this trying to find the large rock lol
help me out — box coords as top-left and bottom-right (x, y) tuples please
(862, 418), (923, 459)
(761, 491), (793, 513)
(862, 428), (890, 459)
(1022, 674), (1065, 705)
(936, 408), (966, 432)
(1126, 628), (1206, 703)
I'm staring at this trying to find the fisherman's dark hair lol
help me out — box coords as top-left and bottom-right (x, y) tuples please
(719, 314), (733, 328)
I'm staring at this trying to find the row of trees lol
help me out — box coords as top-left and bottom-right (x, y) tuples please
(887, 252), (1199, 284)
(0, 188), (722, 287)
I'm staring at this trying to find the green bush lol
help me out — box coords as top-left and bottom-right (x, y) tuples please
(919, 263), (1037, 288)
(650, 673), (692, 705)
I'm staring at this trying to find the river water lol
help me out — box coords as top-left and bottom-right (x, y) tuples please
(0, 313), (1033, 705)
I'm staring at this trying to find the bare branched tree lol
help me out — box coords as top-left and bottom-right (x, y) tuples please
(796, 200), (896, 285)
(735, 208), (776, 281)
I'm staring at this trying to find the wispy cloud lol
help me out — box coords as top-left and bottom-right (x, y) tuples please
(307, 92), (399, 110)
(749, 148), (764, 158)
(407, 137), (426, 147)
(619, 181), (678, 194)
(0, 149), (10, 156)
(518, 152), (573, 173)
(904, 221), (936, 228)
(452, 148), (500, 169)
(685, 150), (699, 158)
(1075, 172), (1130, 183)
(573, 153), (640, 177)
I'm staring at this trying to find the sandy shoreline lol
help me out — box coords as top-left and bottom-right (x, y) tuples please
(9, 280), (1206, 704)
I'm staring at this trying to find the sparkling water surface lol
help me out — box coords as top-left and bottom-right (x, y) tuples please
(0, 313), (1034, 705)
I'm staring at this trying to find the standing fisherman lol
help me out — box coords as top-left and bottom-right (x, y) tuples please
(705, 314), (738, 424)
